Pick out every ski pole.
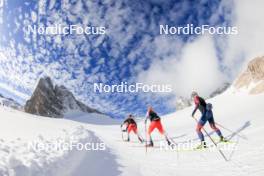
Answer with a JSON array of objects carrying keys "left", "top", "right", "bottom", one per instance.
[
  {"left": 145, "top": 121, "right": 147, "bottom": 154},
  {"left": 166, "top": 134, "right": 179, "bottom": 160},
  {"left": 120, "top": 125, "right": 125, "bottom": 141},
  {"left": 121, "top": 124, "right": 129, "bottom": 141},
  {"left": 192, "top": 117, "right": 228, "bottom": 162},
  {"left": 215, "top": 122, "right": 247, "bottom": 140}
]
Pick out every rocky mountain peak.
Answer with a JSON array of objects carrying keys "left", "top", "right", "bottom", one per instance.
[
  {"left": 24, "top": 77, "right": 101, "bottom": 118},
  {"left": 39, "top": 76, "right": 53, "bottom": 88},
  {"left": 247, "top": 57, "right": 264, "bottom": 80},
  {"left": 234, "top": 56, "right": 264, "bottom": 94}
]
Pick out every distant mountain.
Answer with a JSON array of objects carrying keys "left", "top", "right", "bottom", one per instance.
[
  {"left": 0, "top": 93, "right": 22, "bottom": 110},
  {"left": 175, "top": 96, "right": 192, "bottom": 111},
  {"left": 175, "top": 82, "right": 230, "bottom": 111},
  {"left": 234, "top": 56, "right": 264, "bottom": 94},
  {"left": 24, "top": 77, "right": 102, "bottom": 118},
  {"left": 209, "top": 82, "right": 230, "bottom": 98}
]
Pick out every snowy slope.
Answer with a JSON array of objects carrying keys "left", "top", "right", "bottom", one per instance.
[
  {"left": 0, "top": 88, "right": 264, "bottom": 176},
  {"left": 0, "top": 106, "right": 120, "bottom": 176},
  {"left": 88, "top": 88, "right": 264, "bottom": 176}
]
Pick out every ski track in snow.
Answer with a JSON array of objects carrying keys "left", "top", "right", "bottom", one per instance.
[{"left": 1, "top": 89, "right": 264, "bottom": 176}]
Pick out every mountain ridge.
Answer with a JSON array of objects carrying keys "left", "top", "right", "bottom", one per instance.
[
  {"left": 24, "top": 77, "right": 102, "bottom": 118},
  {"left": 234, "top": 56, "right": 264, "bottom": 94}
]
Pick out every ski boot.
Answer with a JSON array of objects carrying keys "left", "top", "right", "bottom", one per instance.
[
  {"left": 124, "top": 136, "right": 130, "bottom": 142},
  {"left": 219, "top": 136, "right": 228, "bottom": 143},
  {"left": 166, "top": 138, "right": 171, "bottom": 146},
  {"left": 167, "top": 139, "right": 171, "bottom": 146},
  {"left": 145, "top": 140, "right": 154, "bottom": 147},
  {"left": 196, "top": 141, "right": 207, "bottom": 149},
  {"left": 167, "top": 139, "right": 177, "bottom": 149}
]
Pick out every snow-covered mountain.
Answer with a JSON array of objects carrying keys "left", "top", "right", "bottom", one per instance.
[
  {"left": 234, "top": 56, "right": 264, "bottom": 94},
  {"left": 176, "top": 56, "right": 264, "bottom": 111},
  {"left": 0, "top": 93, "right": 22, "bottom": 110},
  {"left": 24, "top": 77, "right": 102, "bottom": 118},
  {"left": 175, "top": 96, "right": 192, "bottom": 110},
  {"left": 209, "top": 82, "right": 230, "bottom": 98}
]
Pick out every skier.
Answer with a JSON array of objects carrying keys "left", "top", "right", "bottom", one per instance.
[
  {"left": 145, "top": 106, "right": 171, "bottom": 147},
  {"left": 191, "top": 91, "right": 226, "bottom": 148},
  {"left": 121, "top": 114, "right": 143, "bottom": 143}
]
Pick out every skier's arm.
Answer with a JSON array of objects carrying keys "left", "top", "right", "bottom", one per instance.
[
  {"left": 123, "top": 118, "right": 129, "bottom": 124},
  {"left": 192, "top": 106, "right": 198, "bottom": 117},
  {"left": 192, "top": 96, "right": 199, "bottom": 117},
  {"left": 144, "top": 112, "right": 149, "bottom": 124},
  {"left": 121, "top": 118, "right": 129, "bottom": 127}
]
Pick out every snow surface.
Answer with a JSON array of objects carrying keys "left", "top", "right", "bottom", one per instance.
[{"left": 0, "top": 88, "right": 264, "bottom": 176}]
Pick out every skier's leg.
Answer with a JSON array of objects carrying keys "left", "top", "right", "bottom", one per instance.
[
  {"left": 126, "top": 132, "right": 130, "bottom": 142},
  {"left": 196, "top": 121, "right": 207, "bottom": 148},
  {"left": 209, "top": 122, "right": 223, "bottom": 137},
  {"left": 133, "top": 126, "right": 143, "bottom": 143},
  {"left": 208, "top": 118, "right": 223, "bottom": 138},
  {"left": 156, "top": 120, "right": 171, "bottom": 145},
  {"left": 196, "top": 122, "right": 205, "bottom": 141},
  {"left": 131, "top": 124, "right": 137, "bottom": 134},
  {"left": 156, "top": 120, "right": 165, "bottom": 134},
  {"left": 126, "top": 124, "right": 133, "bottom": 141},
  {"left": 135, "top": 129, "right": 144, "bottom": 142},
  {"left": 209, "top": 121, "right": 227, "bottom": 142},
  {"left": 147, "top": 122, "right": 155, "bottom": 146}
]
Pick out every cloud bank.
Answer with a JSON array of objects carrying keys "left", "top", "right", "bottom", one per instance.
[
  {"left": 138, "top": 0, "right": 264, "bottom": 104},
  {"left": 138, "top": 35, "right": 226, "bottom": 99},
  {"left": 223, "top": 0, "right": 264, "bottom": 77}
]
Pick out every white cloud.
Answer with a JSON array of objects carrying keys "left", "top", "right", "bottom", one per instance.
[
  {"left": 1, "top": 0, "right": 263, "bottom": 116},
  {"left": 137, "top": 0, "right": 264, "bottom": 100},
  {"left": 137, "top": 35, "right": 226, "bottom": 98},
  {"left": 222, "top": 0, "right": 264, "bottom": 77},
  {"left": 38, "top": 0, "right": 47, "bottom": 15},
  {"left": 152, "top": 35, "right": 183, "bottom": 59}
]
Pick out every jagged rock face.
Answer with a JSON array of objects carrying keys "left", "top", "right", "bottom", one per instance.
[
  {"left": 24, "top": 77, "right": 101, "bottom": 118},
  {"left": 248, "top": 57, "right": 264, "bottom": 79},
  {"left": 24, "top": 77, "right": 63, "bottom": 117},
  {"left": 54, "top": 85, "right": 100, "bottom": 114},
  {"left": 234, "top": 56, "right": 264, "bottom": 94}
]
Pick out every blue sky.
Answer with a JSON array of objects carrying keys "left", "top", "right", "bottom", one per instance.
[{"left": 0, "top": 0, "right": 263, "bottom": 118}]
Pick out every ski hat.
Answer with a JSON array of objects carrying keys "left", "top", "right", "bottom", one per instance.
[
  {"left": 148, "top": 106, "right": 153, "bottom": 111},
  {"left": 191, "top": 91, "right": 198, "bottom": 98}
]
